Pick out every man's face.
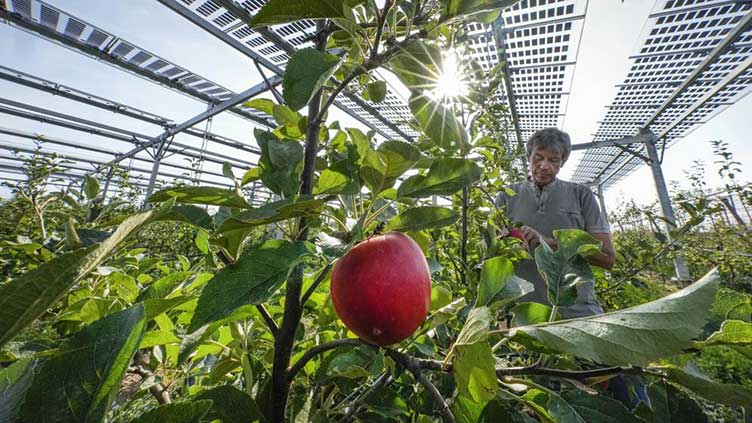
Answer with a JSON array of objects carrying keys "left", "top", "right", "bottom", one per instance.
[{"left": 529, "top": 146, "right": 564, "bottom": 186}]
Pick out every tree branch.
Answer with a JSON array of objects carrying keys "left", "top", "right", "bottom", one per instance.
[
  {"left": 340, "top": 371, "right": 393, "bottom": 422},
  {"left": 287, "top": 338, "right": 365, "bottom": 382},
  {"left": 300, "top": 262, "right": 333, "bottom": 306},
  {"left": 132, "top": 351, "right": 171, "bottom": 405},
  {"left": 496, "top": 365, "right": 645, "bottom": 381},
  {"left": 415, "top": 369, "right": 456, "bottom": 423},
  {"left": 255, "top": 304, "right": 279, "bottom": 338}
]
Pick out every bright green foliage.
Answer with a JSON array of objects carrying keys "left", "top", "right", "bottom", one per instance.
[
  {"left": 385, "top": 206, "right": 459, "bottom": 232},
  {"left": 218, "top": 197, "right": 325, "bottom": 232},
  {"left": 409, "top": 92, "right": 469, "bottom": 152},
  {"left": 442, "top": 0, "right": 521, "bottom": 22},
  {"left": 255, "top": 130, "right": 304, "bottom": 197},
  {"left": 250, "top": 0, "right": 351, "bottom": 27},
  {"left": 189, "top": 240, "right": 314, "bottom": 332},
  {"left": 397, "top": 158, "right": 481, "bottom": 198},
  {"left": 283, "top": 48, "right": 343, "bottom": 111},
  {"left": 360, "top": 140, "right": 421, "bottom": 195},
  {"left": 534, "top": 229, "right": 602, "bottom": 307},
  {"left": 662, "top": 365, "right": 752, "bottom": 406},
  {"left": 150, "top": 186, "right": 251, "bottom": 208}
]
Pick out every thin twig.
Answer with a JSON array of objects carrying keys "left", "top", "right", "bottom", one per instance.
[
  {"left": 132, "top": 351, "right": 171, "bottom": 405},
  {"left": 287, "top": 338, "right": 365, "bottom": 382},
  {"left": 415, "top": 370, "right": 456, "bottom": 423},
  {"left": 300, "top": 263, "right": 333, "bottom": 306},
  {"left": 340, "top": 371, "right": 393, "bottom": 422},
  {"left": 255, "top": 304, "right": 279, "bottom": 338}
]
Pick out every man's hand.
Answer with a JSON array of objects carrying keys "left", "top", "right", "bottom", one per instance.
[{"left": 519, "top": 226, "right": 539, "bottom": 249}]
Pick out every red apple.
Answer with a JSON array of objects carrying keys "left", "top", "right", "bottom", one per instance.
[
  {"left": 330, "top": 232, "right": 431, "bottom": 346},
  {"left": 507, "top": 228, "right": 525, "bottom": 241}
]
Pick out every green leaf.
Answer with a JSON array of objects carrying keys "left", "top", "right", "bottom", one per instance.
[
  {"left": 149, "top": 186, "right": 251, "bottom": 208},
  {"left": 256, "top": 130, "right": 304, "bottom": 197},
  {"left": 560, "top": 390, "right": 644, "bottom": 423},
  {"left": 649, "top": 381, "right": 709, "bottom": 423},
  {"left": 156, "top": 204, "right": 214, "bottom": 229},
  {"left": 136, "top": 271, "right": 192, "bottom": 302},
  {"left": 0, "top": 208, "right": 161, "bottom": 348},
  {"left": 0, "top": 358, "right": 36, "bottom": 423},
  {"left": 510, "top": 302, "right": 557, "bottom": 327},
  {"left": 453, "top": 342, "right": 498, "bottom": 404},
  {"left": 387, "top": 41, "right": 442, "bottom": 91},
  {"left": 139, "top": 330, "right": 181, "bottom": 349},
  {"left": 282, "top": 48, "right": 343, "bottom": 111},
  {"left": 662, "top": 364, "right": 752, "bottom": 406},
  {"left": 20, "top": 304, "right": 146, "bottom": 422},
  {"left": 360, "top": 140, "right": 421, "bottom": 195},
  {"left": 442, "top": 0, "right": 520, "bottom": 22},
  {"left": 243, "top": 98, "right": 275, "bottom": 115},
  {"left": 241, "top": 167, "right": 261, "bottom": 186},
  {"left": 476, "top": 257, "right": 514, "bottom": 307},
  {"left": 430, "top": 286, "right": 452, "bottom": 311},
  {"left": 84, "top": 174, "right": 99, "bottom": 200},
  {"left": 250, "top": 0, "right": 350, "bottom": 27},
  {"left": 692, "top": 320, "right": 752, "bottom": 349},
  {"left": 409, "top": 92, "right": 469, "bottom": 151},
  {"left": 218, "top": 196, "right": 324, "bottom": 233},
  {"left": 194, "top": 385, "right": 262, "bottom": 423},
  {"left": 189, "top": 240, "right": 314, "bottom": 332},
  {"left": 314, "top": 163, "right": 353, "bottom": 195},
  {"left": 456, "top": 307, "right": 491, "bottom": 345},
  {"left": 195, "top": 230, "right": 210, "bottom": 254},
  {"left": 510, "top": 268, "right": 721, "bottom": 366},
  {"left": 385, "top": 206, "right": 459, "bottom": 232},
  {"left": 222, "top": 162, "right": 236, "bottom": 180},
  {"left": 491, "top": 277, "right": 535, "bottom": 307},
  {"left": 397, "top": 158, "right": 481, "bottom": 199},
  {"left": 132, "top": 400, "right": 213, "bottom": 423},
  {"left": 534, "top": 229, "right": 601, "bottom": 308},
  {"left": 366, "top": 80, "right": 387, "bottom": 103},
  {"left": 364, "top": 387, "right": 409, "bottom": 418}
]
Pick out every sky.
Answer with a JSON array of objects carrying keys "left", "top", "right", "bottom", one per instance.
[{"left": 0, "top": 0, "right": 750, "bottom": 213}]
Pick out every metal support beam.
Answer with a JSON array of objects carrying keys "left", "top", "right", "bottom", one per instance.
[
  {"left": 0, "top": 65, "right": 264, "bottom": 152},
  {"left": 493, "top": 18, "right": 525, "bottom": 168},
  {"left": 644, "top": 133, "right": 692, "bottom": 283},
  {"left": 571, "top": 132, "right": 653, "bottom": 151},
  {"left": 596, "top": 183, "right": 609, "bottom": 225}
]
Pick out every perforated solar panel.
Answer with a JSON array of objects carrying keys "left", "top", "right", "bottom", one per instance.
[
  {"left": 162, "top": 0, "right": 420, "bottom": 141},
  {"left": 466, "top": 0, "right": 587, "bottom": 149},
  {"left": 571, "top": 0, "right": 752, "bottom": 189},
  {"left": 2, "top": 0, "right": 275, "bottom": 127}
]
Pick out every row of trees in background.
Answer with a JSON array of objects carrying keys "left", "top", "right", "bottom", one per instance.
[{"left": 0, "top": 0, "right": 751, "bottom": 422}]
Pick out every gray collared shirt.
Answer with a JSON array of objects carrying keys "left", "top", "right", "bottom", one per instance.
[{"left": 496, "top": 177, "right": 610, "bottom": 318}]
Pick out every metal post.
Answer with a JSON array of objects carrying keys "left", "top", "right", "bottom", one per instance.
[
  {"left": 143, "top": 139, "right": 168, "bottom": 207},
  {"left": 596, "top": 183, "right": 609, "bottom": 225},
  {"left": 644, "top": 135, "right": 691, "bottom": 283},
  {"left": 101, "top": 167, "right": 114, "bottom": 200}
]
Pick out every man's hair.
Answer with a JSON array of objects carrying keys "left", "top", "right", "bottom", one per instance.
[{"left": 526, "top": 127, "right": 571, "bottom": 163}]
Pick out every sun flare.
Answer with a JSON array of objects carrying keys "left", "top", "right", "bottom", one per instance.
[{"left": 432, "top": 50, "right": 469, "bottom": 100}]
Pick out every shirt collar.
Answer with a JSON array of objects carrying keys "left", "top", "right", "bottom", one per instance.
[{"left": 526, "top": 176, "right": 560, "bottom": 192}]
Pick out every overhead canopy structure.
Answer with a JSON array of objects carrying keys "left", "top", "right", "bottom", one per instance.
[
  {"left": 0, "top": 0, "right": 749, "bottom": 210},
  {"left": 571, "top": 0, "right": 752, "bottom": 189}
]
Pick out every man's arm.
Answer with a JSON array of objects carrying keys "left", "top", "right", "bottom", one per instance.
[{"left": 586, "top": 232, "right": 615, "bottom": 269}]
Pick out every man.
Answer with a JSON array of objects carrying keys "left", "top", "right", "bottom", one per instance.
[{"left": 496, "top": 127, "right": 616, "bottom": 319}]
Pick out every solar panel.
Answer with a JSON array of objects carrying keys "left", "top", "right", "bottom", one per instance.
[{"left": 571, "top": 0, "right": 752, "bottom": 189}]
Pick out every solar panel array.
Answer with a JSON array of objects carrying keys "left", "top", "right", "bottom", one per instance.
[
  {"left": 571, "top": 0, "right": 752, "bottom": 189},
  {"left": 465, "top": 0, "right": 587, "bottom": 147},
  {"left": 160, "top": 0, "right": 420, "bottom": 141}
]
